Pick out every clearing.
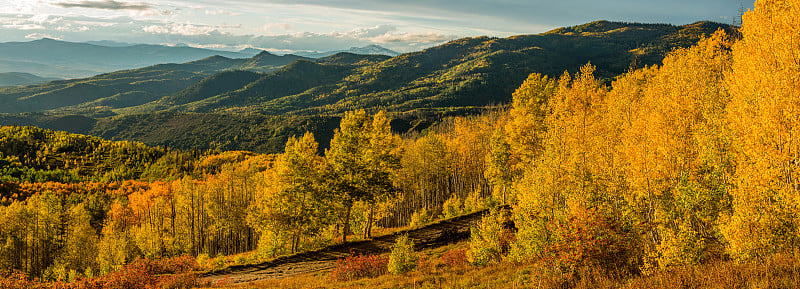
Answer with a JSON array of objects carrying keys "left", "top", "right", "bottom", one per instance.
[{"left": 201, "top": 207, "right": 507, "bottom": 284}]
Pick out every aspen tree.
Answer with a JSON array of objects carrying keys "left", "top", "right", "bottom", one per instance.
[{"left": 724, "top": 0, "right": 800, "bottom": 260}]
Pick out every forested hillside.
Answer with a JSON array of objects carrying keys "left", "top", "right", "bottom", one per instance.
[
  {"left": 0, "top": 73, "right": 60, "bottom": 87},
  {"left": 0, "top": 21, "right": 733, "bottom": 154},
  {"left": 5, "top": 2, "right": 799, "bottom": 286}
]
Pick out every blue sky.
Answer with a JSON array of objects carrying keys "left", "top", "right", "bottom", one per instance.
[{"left": 0, "top": 0, "right": 752, "bottom": 53}]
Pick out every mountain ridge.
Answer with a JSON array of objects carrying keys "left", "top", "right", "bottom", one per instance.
[
  {"left": 0, "top": 38, "right": 253, "bottom": 79},
  {"left": 0, "top": 20, "right": 736, "bottom": 153}
]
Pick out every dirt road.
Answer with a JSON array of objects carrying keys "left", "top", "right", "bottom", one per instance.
[{"left": 202, "top": 207, "right": 508, "bottom": 285}]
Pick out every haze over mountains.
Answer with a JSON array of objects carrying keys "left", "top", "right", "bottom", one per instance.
[
  {"left": 0, "top": 38, "right": 399, "bottom": 82},
  {"left": 294, "top": 45, "right": 400, "bottom": 58},
  {"left": 0, "top": 20, "right": 734, "bottom": 153},
  {"left": 0, "top": 72, "right": 60, "bottom": 87}
]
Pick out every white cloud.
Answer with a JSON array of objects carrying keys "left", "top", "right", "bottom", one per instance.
[
  {"left": 371, "top": 31, "right": 453, "bottom": 43},
  {"left": 143, "top": 23, "right": 215, "bottom": 36},
  {"left": 25, "top": 33, "right": 61, "bottom": 39},
  {"left": 53, "top": 0, "right": 153, "bottom": 11},
  {"left": 205, "top": 9, "right": 241, "bottom": 16},
  {"left": 29, "top": 14, "right": 63, "bottom": 24},
  {"left": 54, "top": 24, "right": 89, "bottom": 31},
  {"left": 3, "top": 24, "right": 46, "bottom": 30},
  {"left": 348, "top": 24, "right": 395, "bottom": 38},
  {"left": 142, "top": 24, "right": 169, "bottom": 34},
  {"left": 263, "top": 22, "right": 292, "bottom": 31},
  {"left": 72, "top": 20, "right": 117, "bottom": 27}
]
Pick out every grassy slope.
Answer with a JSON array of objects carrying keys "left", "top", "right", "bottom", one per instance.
[{"left": 199, "top": 242, "right": 800, "bottom": 289}]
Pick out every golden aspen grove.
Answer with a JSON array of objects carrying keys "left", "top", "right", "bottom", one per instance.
[{"left": 1, "top": 0, "right": 800, "bottom": 288}]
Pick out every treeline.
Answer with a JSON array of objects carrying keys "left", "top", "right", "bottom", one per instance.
[
  {"left": 0, "top": 151, "right": 271, "bottom": 279},
  {"left": 0, "top": 125, "right": 235, "bottom": 183}
]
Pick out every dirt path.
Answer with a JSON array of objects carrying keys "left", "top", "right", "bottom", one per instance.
[{"left": 202, "top": 207, "right": 508, "bottom": 285}]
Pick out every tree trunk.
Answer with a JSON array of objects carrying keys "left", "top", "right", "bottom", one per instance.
[
  {"left": 342, "top": 205, "right": 352, "bottom": 243},
  {"left": 364, "top": 202, "right": 375, "bottom": 239}
]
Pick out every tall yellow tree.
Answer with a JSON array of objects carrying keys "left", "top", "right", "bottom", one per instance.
[
  {"left": 326, "top": 110, "right": 399, "bottom": 242},
  {"left": 618, "top": 31, "right": 733, "bottom": 268},
  {"left": 511, "top": 64, "right": 609, "bottom": 258},
  {"left": 487, "top": 74, "right": 556, "bottom": 204},
  {"left": 249, "top": 132, "right": 327, "bottom": 254},
  {"left": 723, "top": 0, "right": 800, "bottom": 260}
]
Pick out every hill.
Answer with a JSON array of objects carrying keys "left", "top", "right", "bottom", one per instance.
[
  {"left": 0, "top": 21, "right": 735, "bottom": 152},
  {"left": 0, "top": 51, "right": 319, "bottom": 114},
  {"left": 0, "top": 38, "right": 252, "bottom": 79},
  {"left": 143, "top": 21, "right": 735, "bottom": 116},
  {"left": 0, "top": 72, "right": 60, "bottom": 87}
]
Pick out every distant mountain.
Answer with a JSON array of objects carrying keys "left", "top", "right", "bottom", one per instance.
[
  {"left": 0, "top": 21, "right": 736, "bottom": 153},
  {"left": 83, "top": 40, "right": 134, "bottom": 47},
  {"left": 295, "top": 45, "right": 400, "bottom": 58},
  {"left": 159, "top": 21, "right": 734, "bottom": 115},
  {"left": 0, "top": 72, "right": 61, "bottom": 87},
  {"left": 230, "top": 51, "right": 311, "bottom": 72},
  {"left": 0, "top": 38, "right": 252, "bottom": 79},
  {"left": 0, "top": 59, "right": 97, "bottom": 79},
  {"left": 238, "top": 48, "right": 266, "bottom": 56},
  {"left": 0, "top": 50, "right": 338, "bottom": 114}
]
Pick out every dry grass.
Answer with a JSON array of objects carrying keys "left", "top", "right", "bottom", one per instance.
[{"left": 196, "top": 244, "right": 800, "bottom": 289}]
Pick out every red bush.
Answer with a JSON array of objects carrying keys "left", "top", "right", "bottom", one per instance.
[
  {"left": 0, "top": 271, "right": 43, "bottom": 289},
  {"left": 441, "top": 249, "right": 469, "bottom": 267},
  {"left": 0, "top": 256, "right": 200, "bottom": 289},
  {"left": 546, "top": 208, "right": 641, "bottom": 275},
  {"left": 416, "top": 255, "right": 432, "bottom": 271},
  {"left": 330, "top": 254, "right": 389, "bottom": 281}
]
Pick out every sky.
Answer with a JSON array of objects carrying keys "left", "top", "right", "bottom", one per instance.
[{"left": 0, "top": 0, "right": 752, "bottom": 53}]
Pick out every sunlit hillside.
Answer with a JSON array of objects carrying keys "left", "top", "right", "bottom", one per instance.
[{"left": 1, "top": 0, "right": 799, "bottom": 288}]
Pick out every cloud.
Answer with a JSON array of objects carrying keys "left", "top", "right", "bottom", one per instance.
[
  {"left": 25, "top": 33, "right": 62, "bottom": 40},
  {"left": 263, "top": 22, "right": 293, "bottom": 31},
  {"left": 372, "top": 31, "right": 453, "bottom": 44},
  {"left": 3, "top": 24, "right": 46, "bottom": 30},
  {"left": 205, "top": 9, "right": 242, "bottom": 16},
  {"left": 348, "top": 25, "right": 396, "bottom": 38},
  {"left": 56, "top": 25, "right": 90, "bottom": 32},
  {"left": 29, "top": 15, "right": 63, "bottom": 25},
  {"left": 53, "top": 0, "right": 153, "bottom": 11},
  {"left": 143, "top": 23, "right": 216, "bottom": 36}
]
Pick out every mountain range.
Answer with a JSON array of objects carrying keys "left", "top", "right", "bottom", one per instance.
[
  {"left": 0, "top": 38, "right": 252, "bottom": 79},
  {"left": 294, "top": 45, "right": 400, "bottom": 58},
  {"left": 0, "top": 21, "right": 735, "bottom": 153},
  {"left": 0, "top": 39, "right": 400, "bottom": 82}
]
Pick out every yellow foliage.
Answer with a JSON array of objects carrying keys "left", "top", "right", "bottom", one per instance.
[{"left": 723, "top": 0, "right": 800, "bottom": 260}]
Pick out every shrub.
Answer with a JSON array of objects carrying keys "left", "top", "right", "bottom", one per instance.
[
  {"left": 416, "top": 255, "right": 433, "bottom": 272},
  {"left": 507, "top": 210, "right": 550, "bottom": 262},
  {"left": 441, "top": 248, "right": 469, "bottom": 267},
  {"left": 0, "top": 256, "right": 199, "bottom": 289},
  {"left": 0, "top": 271, "right": 40, "bottom": 289},
  {"left": 330, "top": 254, "right": 389, "bottom": 281},
  {"left": 547, "top": 208, "right": 641, "bottom": 276},
  {"left": 442, "top": 194, "right": 464, "bottom": 219},
  {"left": 409, "top": 207, "right": 433, "bottom": 228},
  {"left": 388, "top": 234, "right": 418, "bottom": 275},
  {"left": 468, "top": 208, "right": 511, "bottom": 266},
  {"left": 463, "top": 189, "right": 488, "bottom": 213}
]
